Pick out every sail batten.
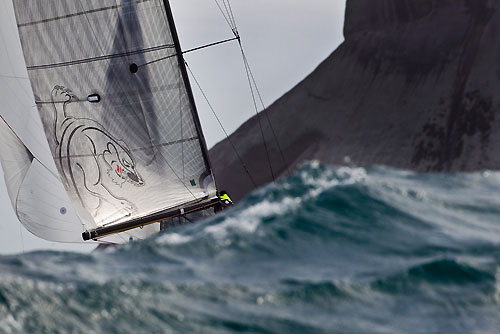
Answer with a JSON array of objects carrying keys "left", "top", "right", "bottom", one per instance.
[
  {"left": 26, "top": 44, "right": 176, "bottom": 71},
  {"left": 12, "top": 0, "right": 217, "bottom": 240},
  {"left": 16, "top": 0, "right": 153, "bottom": 28}
]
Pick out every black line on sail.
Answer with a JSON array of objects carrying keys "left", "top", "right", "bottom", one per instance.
[
  {"left": 36, "top": 82, "right": 184, "bottom": 104},
  {"left": 55, "top": 136, "right": 200, "bottom": 159},
  {"left": 17, "top": 0, "right": 152, "bottom": 27},
  {"left": 113, "top": 0, "right": 132, "bottom": 67},
  {"left": 138, "top": 36, "right": 239, "bottom": 68},
  {"left": 26, "top": 44, "right": 175, "bottom": 70}
]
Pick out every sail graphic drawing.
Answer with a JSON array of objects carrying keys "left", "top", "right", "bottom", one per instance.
[{"left": 10, "top": 0, "right": 218, "bottom": 240}]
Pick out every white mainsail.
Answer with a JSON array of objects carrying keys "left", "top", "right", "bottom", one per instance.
[{"left": 0, "top": 0, "right": 218, "bottom": 243}]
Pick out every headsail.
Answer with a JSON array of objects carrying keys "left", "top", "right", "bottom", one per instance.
[
  {"left": 0, "top": 0, "right": 85, "bottom": 243},
  {"left": 12, "top": 0, "right": 217, "bottom": 240}
]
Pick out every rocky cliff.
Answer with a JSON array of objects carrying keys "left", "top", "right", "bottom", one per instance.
[{"left": 209, "top": 0, "right": 500, "bottom": 200}]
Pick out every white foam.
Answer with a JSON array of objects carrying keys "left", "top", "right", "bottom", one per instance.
[
  {"left": 158, "top": 233, "right": 193, "bottom": 245},
  {"left": 301, "top": 166, "right": 368, "bottom": 199},
  {"left": 161, "top": 164, "right": 369, "bottom": 244},
  {"left": 205, "top": 197, "right": 302, "bottom": 239}
]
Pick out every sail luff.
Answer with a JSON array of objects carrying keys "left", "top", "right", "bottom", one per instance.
[
  {"left": 0, "top": 117, "right": 33, "bottom": 211},
  {"left": 161, "top": 0, "right": 215, "bottom": 183}
]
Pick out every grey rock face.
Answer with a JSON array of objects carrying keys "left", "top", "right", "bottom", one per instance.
[{"left": 209, "top": 0, "right": 500, "bottom": 201}]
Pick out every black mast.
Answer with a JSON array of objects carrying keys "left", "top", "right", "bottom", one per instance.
[
  {"left": 162, "top": 0, "right": 214, "bottom": 178},
  {"left": 82, "top": 1, "right": 221, "bottom": 241}
]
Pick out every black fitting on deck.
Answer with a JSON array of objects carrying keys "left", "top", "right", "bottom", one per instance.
[{"left": 82, "top": 231, "right": 93, "bottom": 241}]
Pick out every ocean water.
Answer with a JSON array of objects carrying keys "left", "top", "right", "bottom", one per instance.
[{"left": 1, "top": 162, "right": 500, "bottom": 334}]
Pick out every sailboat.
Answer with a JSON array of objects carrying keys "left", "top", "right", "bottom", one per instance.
[{"left": 0, "top": 0, "right": 240, "bottom": 245}]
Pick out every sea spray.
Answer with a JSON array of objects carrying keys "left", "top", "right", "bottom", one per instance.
[{"left": 1, "top": 162, "right": 500, "bottom": 334}]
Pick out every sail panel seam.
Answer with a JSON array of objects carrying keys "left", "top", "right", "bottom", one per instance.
[
  {"left": 17, "top": 0, "right": 152, "bottom": 27},
  {"left": 26, "top": 44, "right": 175, "bottom": 70},
  {"left": 53, "top": 136, "right": 200, "bottom": 159}
]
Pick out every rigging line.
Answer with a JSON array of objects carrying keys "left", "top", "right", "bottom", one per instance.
[
  {"left": 225, "top": 0, "right": 237, "bottom": 26},
  {"left": 222, "top": 0, "right": 238, "bottom": 33},
  {"left": 213, "top": 0, "right": 238, "bottom": 36},
  {"left": 216, "top": 0, "right": 289, "bottom": 176},
  {"left": 213, "top": 0, "right": 234, "bottom": 30},
  {"left": 239, "top": 46, "right": 276, "bottom": 182},
  {"left": 214, "top": 0, "right": 287, "bottom": 178},
  {"left": 77, "top": 1, "right": 198, "bottom": 201},
  {"left": 220, "top": 0, "right": 235, "bottom": 29},
  {"left": 239, "top": 46, "right": 292, "bottom": 177},
  {"left": 224, "top": 0, "right": 238, "bottom": 35},
  {"left": 138, "top": 36, "right": 239, "bottom": 68},
  {"left": 184, "top": 61, "right": 258, "bottom": 189}
]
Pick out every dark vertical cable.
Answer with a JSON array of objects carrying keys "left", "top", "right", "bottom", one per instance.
[
  {"left": 240, "top": 49, "right": 291, "bottom": 177},
  {"left": 214, "top": 0, "right": 238, "bottom": 37},
  {"left": 215, "top": 0, "right": 290, "bottom": 177},
  {"left": 185, "top": 62, "right": 258, "bottom": 189},
  {"left": 239, "top": 44, "right": 276, "bottom": 182}
]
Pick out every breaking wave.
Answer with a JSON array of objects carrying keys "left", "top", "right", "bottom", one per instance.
[{"left": 2, "top": 162, "right": 500, "bottom": 333}]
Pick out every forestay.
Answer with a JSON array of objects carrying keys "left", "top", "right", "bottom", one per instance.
[{"left": 12, "top": 0, "right": 217, "bottom": 238}]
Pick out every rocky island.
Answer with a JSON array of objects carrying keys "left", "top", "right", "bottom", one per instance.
[{"left": 210, "top": 0, "right": 500, "bottom": 200}]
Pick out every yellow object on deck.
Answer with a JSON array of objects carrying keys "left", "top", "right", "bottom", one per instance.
[{"left": 220, "top": 193, "right": 232, "bottom": 204}]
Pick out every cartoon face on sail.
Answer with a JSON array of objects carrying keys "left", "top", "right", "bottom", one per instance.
[{"left": 51, "top": 85, "right": 144, "bottom": 219}]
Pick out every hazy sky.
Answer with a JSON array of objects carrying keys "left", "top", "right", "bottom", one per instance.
[{"left": 0, "top": 0, "right": 346, "bottom": 254}]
